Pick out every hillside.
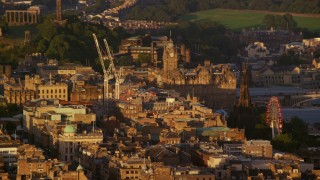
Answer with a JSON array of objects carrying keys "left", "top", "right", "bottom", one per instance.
[{"left": 179, "top": 9, "right": 320, "bottom": 32}]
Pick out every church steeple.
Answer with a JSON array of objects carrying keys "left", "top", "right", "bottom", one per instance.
[{"left": 238, "top": 62, "right": 251, "bottom": 108}]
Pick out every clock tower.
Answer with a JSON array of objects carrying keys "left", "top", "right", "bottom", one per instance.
[{"left": 163, "top": 41, "right": 178, "bottom": 76}]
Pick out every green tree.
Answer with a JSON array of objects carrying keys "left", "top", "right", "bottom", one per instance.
[
  {"left": 37, "top": 17, "right": 59, "bottom": 41},
  {"left": 262, "top": 14, "right": 297, "bottom": 30},
  {"left": 37, "top": 39, "right": 49, "bottom": 53},
  {"left": 0, "top": 16, "right": 8, "bottom": 34},
  {"left": 272, "top": 134, "right": 298, "bottom": 152},
  {"left": 262, "top": 14, "right": 275, "bottom": 28},
  {"left": 136, "top": 53, "right": 151, "bottom": 66},
  {"left": 46, "top": 35, "right": 71, "bottom": 60}
]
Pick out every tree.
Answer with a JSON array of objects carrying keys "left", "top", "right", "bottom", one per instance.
[
  {"left": 0, "top": 16, "right": 8, "bottom": 34},
  {"left": 262, "top": 14, "right": 275, "bottom": 28},
  {"left": 272, "top": 134, "right": 298, "bottom": 152},
  {"left": 262, "top": 14, "right": 297, "bottom": 30},
  {"left": 136, "top": 53, "right": 151, "bottom": 67},
  {"left": 37, "top": 17, "right": 59, "bottom": 41},
  {"left": 283, "top": 13, "right": 297, "bottom": 29},
  {"left": 46, "top": 35, "right": 71, "bottom": 60}
]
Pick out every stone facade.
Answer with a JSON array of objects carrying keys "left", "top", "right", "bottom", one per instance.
[
  {"left": 36, "top": 83, "right": 68, "bottom": 100},
  {"left": 157, "top": 41, "right": 237, "bottom": 110},
  {"left": 243, "top": 140, "right": 272, "bottom": 158},
  {"left": 58, "top": 125, "right": 103, "bottom": 162}
]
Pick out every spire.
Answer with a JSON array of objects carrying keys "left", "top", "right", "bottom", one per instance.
[
  {"left": 186, "top": 93, "right": 191, "bottom": 101},
  {"left": 76, "top": 158, "right": 84, "bottom": 171},
  {"left": 238, "top": 62, "right": 251, "bottom": 109}
]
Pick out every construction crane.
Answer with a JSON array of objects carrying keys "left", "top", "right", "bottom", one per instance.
[
  {"left": 92, "top": 33, "right": 112, "bottom": 104},
  {"left": 93, "top": 33, "right": 124, "bottom": 101},
  {"left": 103, "top": 38, "right": 124, "bottom": 100}
]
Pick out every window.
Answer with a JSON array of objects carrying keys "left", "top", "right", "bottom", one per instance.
[
  {"left": 70, "top": 148, "right": 73, "bottom": 153},
  {"left": 70, "top": 155, "right": 73, "bottom": 161},
  {"left": 65, "top": 148, "right": 68, "bottom": 153},
  {"left": 55, "top": 89, "right": 57, "bottom": 93},
  {"left": 47, "top": 90, "right": 49, "bottom": 93},
  {"left": 51, "top": 90, "right": 53, "bottom": 93},
  {"left": 59, "top": 89, "right": 61, "bottom": 93},
  {"left": 65, "top": 156, "right": 68, "bottom": 161}
]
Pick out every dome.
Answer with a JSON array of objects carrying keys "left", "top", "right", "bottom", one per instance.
[{"left": 64, "top": 125, "right": 77, "bottom": 134}]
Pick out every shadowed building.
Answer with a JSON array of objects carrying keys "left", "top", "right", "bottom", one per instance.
[
  {"left": 238, "top": 63, "right": 251, "bottom": 108},
  {"left": 154, "top": 41, "right": 237, "bottom": 110}
]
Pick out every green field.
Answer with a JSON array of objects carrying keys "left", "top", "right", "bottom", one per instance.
[{"left": 179, "top": 9, "right": 320, "bottom": 32}]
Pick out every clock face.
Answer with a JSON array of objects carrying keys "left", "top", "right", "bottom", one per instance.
[{"left": 169, "top": 52, "right": 174, "bottom": 57}]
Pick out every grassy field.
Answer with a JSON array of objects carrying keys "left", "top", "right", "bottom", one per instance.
[{"left": 179, "top": 9, "right": 320, "bottom": 32}]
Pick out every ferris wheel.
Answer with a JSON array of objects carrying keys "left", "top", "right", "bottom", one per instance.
[{"left": 266, "top": 96, "right": 283, "bottom": 138}]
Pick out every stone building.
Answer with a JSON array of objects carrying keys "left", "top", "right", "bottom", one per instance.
[
  {"left": 0, "top": 130, "right": 20, "bottom": 164},
  {"left": 0, "top": 65, "right": 11, "bottom": 77},
  {"left": 118, "top": 35, "right": 167, "bottom": 63},
  {"left": 154, "top": 41, "right": 237, "bottom": 110},
  {"left": 3, "top": 76, "right": 36, "bottom": 104},
  {"left": 241, "top": 29, "right": 303, "bottom": 53},
  {"left": 3, "top": 75, "right": 69, "bottom": 104},
  {"left": 108, "top": 156, "right": 152, "bottom": 180},
  {"left": 23, "top": 99, "right": 96, "bottom": 137},
  {"left": 243, "top": 140, "right": 272, "bottom": 158},
  {"left": 159, "top": 130, "right": 180, "bottom": 145},
  {"left": 244, "top": 42, "right": 270, "bottom": 58},
  {"left": 16, "top": 144, "right": 87, "bottom": 180},
  {"left": 76, "top": 143, "right": 109, "bottom": 180},
  {"left": 36, "top": 82, "right": 68, "bottom": 100},
  {"left": 70, "top": 74, "right": 102, "bottom": 102},
  {"left": 58, "top": 124, "right": 103, "bottom": 162},
  {"left": 117, "top": 99, "right": 143, "bottom": 119}
]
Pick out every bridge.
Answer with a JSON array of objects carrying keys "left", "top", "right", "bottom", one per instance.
[{"left": 244, "top": 87, "right": 320, "bottom": 107}]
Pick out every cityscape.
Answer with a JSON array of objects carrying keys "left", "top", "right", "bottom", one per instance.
[{"left": 0, "top": 0, "right": 320, "bottom": 179}]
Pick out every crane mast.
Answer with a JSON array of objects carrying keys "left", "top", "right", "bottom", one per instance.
[
  {"left": 93, "top": 33, "right": 124, "bottom": 101},
  {"left": 92, "top": 33, "right": 110, "bottom": 104},
  {"left": 103, "top": 38, "right": 124, "bottom": 100}
]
